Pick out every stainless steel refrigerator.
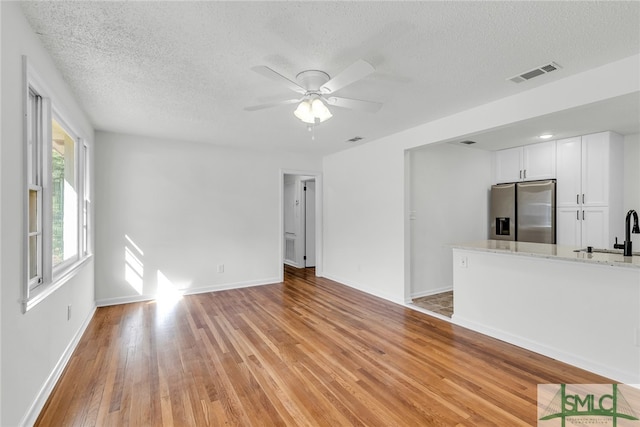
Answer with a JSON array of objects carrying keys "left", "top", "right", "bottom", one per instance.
[{"left": 489, "top": 180, "right": 556, "bottom": 244}]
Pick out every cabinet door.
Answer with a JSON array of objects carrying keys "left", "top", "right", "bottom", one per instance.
[
  {"left": 581, "top": 132, "right": 610, "bottom": 206},
  {"left": 555, "top": 137, "right": 582, "bottom": 207},
  {"left": 494, "top": 147, "right": 522, "bottom": 183},
  {"left": 523, "top": 140, "right": 556, "bottom": 181},
  {"left": 557, "top": 207, "right": 581, "bottom": 247},
  {"left": 581, "top": 207, "right": 609, "bottom": 248}
]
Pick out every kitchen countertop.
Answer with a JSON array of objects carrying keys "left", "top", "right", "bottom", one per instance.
[{"left": 452, "top": 240, "right": 640, "bottom": 269}]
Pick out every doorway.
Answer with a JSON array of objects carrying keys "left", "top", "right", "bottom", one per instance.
[{"left": 281, "top": 171, "right": 322, "bottom": 278}]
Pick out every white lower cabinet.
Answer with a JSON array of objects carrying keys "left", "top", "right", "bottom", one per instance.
[
  {"left": 557, "top": 208, "right": 581, "bottom": 247},
  {"left": 581, "top": 207, "right": 609, "bottom": 249},
  {"left": 557, "top": 206, "right": 609, "bottom": 248}
]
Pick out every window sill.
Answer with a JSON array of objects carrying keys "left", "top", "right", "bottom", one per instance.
[{"left": 23, "top": 254, "right": 93, "bottom": 313}]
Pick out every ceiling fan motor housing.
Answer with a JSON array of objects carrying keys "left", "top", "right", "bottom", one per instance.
[{"left": 296, "top": 70, "right": 330, "bottom": 92}]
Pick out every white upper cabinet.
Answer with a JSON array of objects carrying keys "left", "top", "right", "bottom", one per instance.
[
  {"left": 494, "top": 140, "right": 556, "bottom": 183},
  {"left": 556, "top": 132, "right": 619, "bottom": 207},
  {"left": 523, "top": 140, "right": 557, "bottom": 181},
  {"left": 556, "top": 137, "right": 582, "bottom": 207},
  {"left": 494, "top": 147, "right": 522, "bottom": 183},
  {"left": 581, "top": 132, "right": 611, "bottom": 207}
]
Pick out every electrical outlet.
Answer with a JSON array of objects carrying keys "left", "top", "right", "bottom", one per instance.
[
  {"left": 67, "top": 304, "right": 72, "bottom": 321},
  {"left": 459, "top": 257, "right": 468, "bottom": 268},
  {"left": 217, "top": 264, "right": 224, "bottom": 273}
]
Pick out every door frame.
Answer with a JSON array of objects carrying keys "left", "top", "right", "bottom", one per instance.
[{"left": 279, "top": 169, "right": 323, "bottom": 281}]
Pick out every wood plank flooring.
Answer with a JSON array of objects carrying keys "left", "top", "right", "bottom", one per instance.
[{"left": 36, "top": 266, "right": 610, "bottom": 426}]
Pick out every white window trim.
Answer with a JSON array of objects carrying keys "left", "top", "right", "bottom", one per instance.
[{"left": 22, "top": 56, "right": 92, "bottom": 313}]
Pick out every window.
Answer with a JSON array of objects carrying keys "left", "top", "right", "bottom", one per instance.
[
  {"left": 27, "top": 89, "right": 44, "bottom": 289},
  {"left": 23, "top": 57, "right": 91, "bottom": 312},
  {"left": 51, "top": 119, "right": 78, "bottom": 268}
]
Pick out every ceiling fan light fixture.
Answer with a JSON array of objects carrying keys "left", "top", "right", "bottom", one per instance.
[
  {"left": 294, "top": 100, "right": 315, "bottom": 124},
  {"left": 311, "top": 98, "right": 332, "bottom": 122},
  {"left": 294, "top": 96, "right": 332, "bottom": 124}
]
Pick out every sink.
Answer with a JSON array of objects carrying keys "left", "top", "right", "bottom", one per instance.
[{"left": 573, "top": 248, "right": 640, "bottom": 256}]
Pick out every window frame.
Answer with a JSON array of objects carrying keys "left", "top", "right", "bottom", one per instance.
[
  {"left": 27, "top": 88, "right": 45, "bottom": 291},
  {"left": 22, "top": 56, "right": 92, "bottom": 313}
]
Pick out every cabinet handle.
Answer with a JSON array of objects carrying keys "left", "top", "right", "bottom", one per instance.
[
  {"left": 519, "top": 170, "right": 522, "bottom": 179},
  {"left": 576, "top": 194, "right": 579, "bottom": 204},
  {"left": 582, "top": 194, "right": 585, "bottom": 204},
  {"left": 523, "top": 169, "right": 527, "bottom": 179},
  {"left": 576, "top": 210, "right": 579, "bottom": 220},
  {"left": 582, "top": 210, "right": 585, "bottom": 220}
]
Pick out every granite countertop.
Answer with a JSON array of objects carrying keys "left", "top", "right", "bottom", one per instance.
[{"left": 451, "top": 240, "right": 640, "bottom": 269}]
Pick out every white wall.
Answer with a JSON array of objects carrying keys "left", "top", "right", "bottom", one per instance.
[
  {"left": 323, "top": 139, "right": 406, "bottom": 303},
  {"left": 624, "top": 133, "right": 640, "bottom": 248},
  {"left": 409, "top": 143, "right": 492, "bottom": 298},
  {"left": 94, "top": 132, "right": 321, "bottom": 304},
  {"left": 323, "top": 54, "right": 639, "bottom": 305},
  {"left": 1, "top": 3, "right": 95, "bottom": 426}
]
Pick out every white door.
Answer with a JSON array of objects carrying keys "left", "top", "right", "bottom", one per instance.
[
  {"left": 523, "top": 140, "right": 556, "bottom": 181},
  {"left": 582, "top": 206, "right": 609, "bottom": 248},
  {"left": 556, "top": 137, "right": 582, "bottom": 207},
  {"left": 557, "top": 207, "right": 581, "bottom": 247},
  {"left": 494, "top": 147, "right": 522, "bottom": 183},
  {"left": 304, "top": 181, "right": 316, "bottom": 267},
  {"left": 581, "top": 132, "right": 610, "bottom": 207}
]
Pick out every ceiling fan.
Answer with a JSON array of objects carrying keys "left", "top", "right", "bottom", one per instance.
[{"left": 244, "top": 59, "right": 382, "bottom": 125}]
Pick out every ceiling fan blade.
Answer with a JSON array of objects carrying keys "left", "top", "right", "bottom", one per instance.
[
  {"left": 251, "top": 66, "right": 306, "bottom": 94},
  {"left": 244, "top": 98, "right": 301, "bottom": 111},
  {"left": 325, "top": 96, "right": 382, "bottom": 113},
  {"left": 321, "top": 60, "right": 375, "bottom": 94}
]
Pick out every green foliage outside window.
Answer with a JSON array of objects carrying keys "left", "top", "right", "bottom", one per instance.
[{"left": 52, "top": 149, "right": 64, "bottom": 265}]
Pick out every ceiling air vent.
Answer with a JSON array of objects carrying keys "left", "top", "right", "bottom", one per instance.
[
  {"left": 346, "top": 136, "right": 364, "bottom": 143},
  {"left": 508, "top": 62, "right": 561, "bottom": 83},
  {"left": 460, "top": 140, "right": 476, "bottom": 145}
]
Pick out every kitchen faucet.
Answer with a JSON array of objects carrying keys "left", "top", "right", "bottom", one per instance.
[{"left": 614, "top": 209, "right": 640, "bottom": 256}]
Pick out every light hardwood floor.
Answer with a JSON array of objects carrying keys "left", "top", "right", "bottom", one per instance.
[{"left": 36, "top": 266, "right": 609, "bottom": 426}]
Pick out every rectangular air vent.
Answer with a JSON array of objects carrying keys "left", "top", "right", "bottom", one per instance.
[
  {"left": 346, "top": 136, "right": 364, "bottom": 143},
  {"left": 508, "top": 62, "right": 561, "bottom": 83},
  {"left": 460, "top": 140, "right": 476, "bottom": 145}
]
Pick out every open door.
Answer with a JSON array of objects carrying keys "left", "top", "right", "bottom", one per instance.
[{"left": 304, "top": 181, "right": 316, "bottom": 267}]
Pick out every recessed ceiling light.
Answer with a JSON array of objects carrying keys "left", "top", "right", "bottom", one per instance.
[{"left": 539, "top": 134, "right": 554, "bottom": 139}]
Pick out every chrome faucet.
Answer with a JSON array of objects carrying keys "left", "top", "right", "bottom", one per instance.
[{"left": 614, "top": 209, "right": 640, "bottom": 256}]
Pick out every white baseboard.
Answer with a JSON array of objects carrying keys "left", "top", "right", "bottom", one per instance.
[
  {"left": 451, "top": 314, "right": 638, "bottom": 384},
  {"left": 96, "top": 277, "right": 282, "bottom": 307},
  {"left": 322, "top": 273, "right": 405, "bottom": 306},
  {"left": 410, "top": 286, "right": 453, "bottom": 299},
  {"left": 20, "top": 304, "right": 97, "bottom": 427},
  {"left": 284, "top": 260, "right": 302, "bottom": 268}
]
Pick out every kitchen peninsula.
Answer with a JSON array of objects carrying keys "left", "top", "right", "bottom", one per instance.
[{"left": 452, "top": 240, "right": 640, "bottom": 383}]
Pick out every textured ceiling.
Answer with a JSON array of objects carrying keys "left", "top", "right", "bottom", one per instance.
[{"left": 20, "top": 1, "right": 640, "bottom": 155}]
